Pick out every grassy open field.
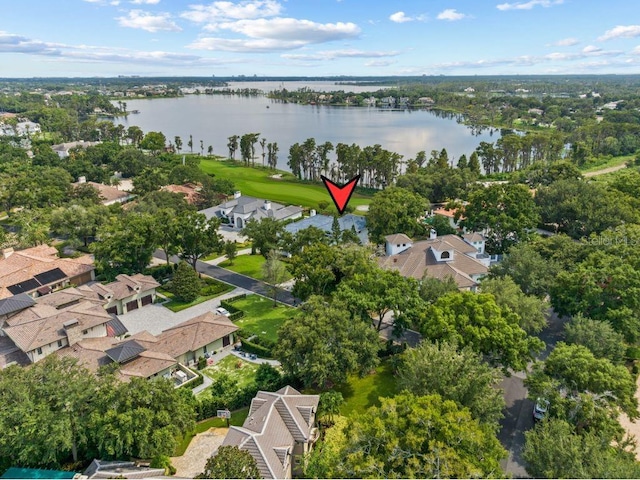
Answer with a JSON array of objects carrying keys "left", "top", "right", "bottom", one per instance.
[
  {"left": 232, "top": 294, "right": 296, "bottom": 343},
  {"left": 218, "top": 254, "right": 292, "bottom": 282},
  {"left": 199, "top": 158, "right": 372, "bottom": 211},
  {"left": 201, "top": 356, "right": 259, "bottom": 389},
  {"left": 335, "top": 361, "right": 398, "bottom": 417},
  {"left": 580, "top": 154, "right": 634, "bottom": 173}
]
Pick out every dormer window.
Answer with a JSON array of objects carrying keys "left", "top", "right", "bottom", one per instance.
[{"left": 441, "top": 251, "right": 450, "bottom": 259}]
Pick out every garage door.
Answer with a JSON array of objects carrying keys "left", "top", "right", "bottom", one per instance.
[
  {"left": 141, "top": 295, "right": 152, "bottom": 306},
  {"left": 106, "top": 306, "right": 118, "bottom": 315},
  {"left": 126, "top": 300, "right": 138, "bottom": 312}
]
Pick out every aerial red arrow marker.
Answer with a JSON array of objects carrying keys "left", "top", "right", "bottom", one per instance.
[{"left": 321, "top": 175, "right": 360, "bottom": 215}]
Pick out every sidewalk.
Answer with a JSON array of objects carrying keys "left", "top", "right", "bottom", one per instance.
[{"left": 205, "top": 248, "right": 252, "bottom": 266}]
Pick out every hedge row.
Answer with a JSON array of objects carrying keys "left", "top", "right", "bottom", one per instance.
[
  {"left": 240, "top": 339, "right": 272, "bottom": 358},
  {"left": 179, "top": 370, "right": 204, "bottom": 389},
  {"left": 220, "top": 299, "right": 245, "bottom": 320},
  {"left": 224, "top": 293, "right": 247, "bottom": 304}
]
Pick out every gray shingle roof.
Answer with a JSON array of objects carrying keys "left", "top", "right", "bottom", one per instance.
[
  {"left": 105, "top": 339, "right": 146, "bottom": 363},
  {"left": 0, "top": 294, "right": 35, "bottom": 316}
]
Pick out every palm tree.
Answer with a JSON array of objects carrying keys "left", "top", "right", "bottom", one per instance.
[
  {"left": 260, "top": 137, "right": 267, "bottom": 167},
  {"left": 174, "top": 136, "right": 182, "bottom": 153},
  {"left": 200, "top": 139, "right": 204, "bottom": 156},
  {"left": 207, "top": 145, "right": 213, "bottom": 157},
  {"left": 188, "top": 134, "right": 193, "bottom": 153}
]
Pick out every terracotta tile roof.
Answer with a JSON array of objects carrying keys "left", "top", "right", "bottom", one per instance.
[
  {"left": 161, "top": 183, "right": 201, "bottom": 204},
  {"left": 155, "top": 312, "right": 238, "bottom": 358},
  {"left": 433, "top": 206, "right": 464, "bottom": 220},
  {"left": 223, "top": 386, "right": 319, "bottom": 479},
  {"left": 0, "top": 246, "right": 94, "bottom": 299},
  {"left": 89, "top": 274, "right": 159, "bottom": 301}
]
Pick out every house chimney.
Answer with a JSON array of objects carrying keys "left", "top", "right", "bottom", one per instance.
[
  {"left": 234, "top": 191, "right": 241, "bottom": 199},
  {"left": 78, "top": 176, "right": 86, "bottom": 184},
  {"left": 2, "top": 248, "right": 13, "bottom": 259},
  {"left": 429, "top": 228, "right": 437, "bottom": 240},
  {"left": 309, "top": 209, "right": 316, "bottom": 217},
  {"left": 264, "top": 200, "right": 271, "bottom": 211},
  {"left": 63, "top": 319, "right": 82, "bottom": 346}
]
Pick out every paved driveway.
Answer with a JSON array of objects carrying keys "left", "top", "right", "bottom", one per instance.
[
  {"left": 118, "top": 287, "right": 249, "bottom": 335},
  {"left": 153, "top": 251, "right": 300, "bottom": 307},
  {"left": 498, "top": 309, "right": 568, "bottom": 478}
]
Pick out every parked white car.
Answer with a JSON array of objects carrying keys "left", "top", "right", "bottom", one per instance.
[
  {"left": 215, "top": 307, "right": 230, "bottom": 317},
  {"left": 533, "top": 397, "right": 550, "bottom": 422}
]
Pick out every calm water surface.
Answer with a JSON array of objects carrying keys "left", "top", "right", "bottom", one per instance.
[{"left": 116, "top": 82, "right": 499, "bottom": 172}]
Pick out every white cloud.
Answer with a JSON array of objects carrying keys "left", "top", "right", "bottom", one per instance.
[
  {"left": 0, "top": 30, "right": 239, "bottom": 67},
  {"left": 599, "top": 25, "right": 640, "bottom": 41},
  {"left": 281, "top": 49, "right": 400, "bottom": 61},
  {"left": 365, "top": 59, "right": 395, "bottom": 67},
  {"left": 631, "top": 46, "right": 640, "bottom": 54},
  {"left": 181, "top": 0, "right": 282, "bottom": 24},
  {"left": 496, "top": 0, "right": 563, "bottom": 11},
  {"left": 116, "top": 10, "right": 181, "bottom": 32},
  {"left": 131, "top": 0, "right": 160, "bottom": 4},
  {"left": 549, "top": 37, "right": 578, "bottom": 46},
  {"left": 436, "top": 9, "right": 467, "bottom": 21},
  {"left": 389, "top": 11, "right": 425, "bottom": 23},
  {"left": 189, "top": 17, "right": 360, "bottom": 52},
  {"left": 582, "top": 45, "right": 601, "bottom": 53}
]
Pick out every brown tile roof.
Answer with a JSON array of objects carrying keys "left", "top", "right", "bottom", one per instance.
[
  {"left": 433, "top": 206, "right": 464, "bottom": 220},
  {"left": 379, "top": 234, "right": 487, "bottom": 288},
  {"left": 54, "top": 334, "right": 176, "bottom": 381},
  {"left": 0, "top": 246, "right": 95, "bottom": 299},
  {"left": 223, "top": 386, "right": 319, "bottom": 479},
  {"left": 4, "top": 301, "right": 112, "bottom": 352},
  {"left": 155, "top": 312, "right": 238, "bottom": 358},
  {"left": 73, "top": 181, "right": 133, "bottom": 204},
  {"left": 94, "top": 274, "right": 160, "bottom": 301},
  {"left": 463, "top": 232, "right": 485, "bottom": 243},
  {"left": 384, "top": 233, "right": 413, "bottom": 245}
]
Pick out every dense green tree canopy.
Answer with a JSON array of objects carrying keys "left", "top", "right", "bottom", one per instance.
[
  {"left": 523, "top": 418, "right": 640, "bottom": 479},
  {"left": 366, "top": 186, "right": 428, "bottom": 244},
  {"left": 306, "top": 393, "right": 506, "bottom": 479},
  {"left": 416, "top": 292, "right": 544, "bottom": 372},
  {"left": 197, "top": 446, "right": 261, "bottom": 479},
  {"left": 460, "top": 183, "right": 540, "bottom": 254},
  {"left": 564, "top": 314, "right": 627, "bottom": 364},
  {"left": 397, "top": 341, "right": 505, "bottom": 429},
  {"left": 274, "top": 296, "right": 380, "bottom": 388},
  {"left": 480, "top": 275, "right": 548, "bottom": 334}
]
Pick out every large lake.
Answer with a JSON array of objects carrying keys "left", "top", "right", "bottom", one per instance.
[{"left": 115, "top": 82, "right": 499, "bottom": 172}]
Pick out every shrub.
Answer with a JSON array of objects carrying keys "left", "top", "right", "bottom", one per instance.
[
  {"left": 197, "top": 356, "right": 207, "bottom": 370},
  {"left": 144, "top": 264, "right": 175, "bottom": 282},
  {"left": 150, "top": 455, "right": 175, "bottom": 476},
  {"left": 172, "top": 261, "right": 202, "bottom": 303}
]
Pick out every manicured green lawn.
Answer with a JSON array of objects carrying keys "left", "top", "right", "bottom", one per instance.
[
  {"left": 199, "top": 159, "right": 372, "bottom": 211},
  {"left": 158, "top": 281, "right": 234, "bottom": 312},
  {"left": 174, "top": 406, "right": 249, "bottom": 456},
  {"left": 218, "top": 254, "right": 293, "bottom": 282},
  {"left": 334, "top": 361, "right": 398, "bottom": 417},
  {"left": 201, "top": 355, "right": 259, "bottom": 388},
  {"left": 232, "top": 294, "right": 296, "bottom": 343}
]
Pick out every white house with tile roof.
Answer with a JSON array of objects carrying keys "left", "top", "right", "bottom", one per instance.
[{"left": 379, "top": 230, "right": 489, "bottom": 291}]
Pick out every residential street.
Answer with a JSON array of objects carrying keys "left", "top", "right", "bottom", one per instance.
[
  {"left": 498, "top": 309, "right": 568, "bottom": 478},
  {"left": 153, "top": 251, "right": 300, "bottom": 307}
]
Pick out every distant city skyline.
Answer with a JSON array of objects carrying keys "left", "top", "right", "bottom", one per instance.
[{"left": 1, "top": 0, "right": 639, "bottom": 77}]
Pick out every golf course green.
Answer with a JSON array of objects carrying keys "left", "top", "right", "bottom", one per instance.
[{"left": 199, "top": 158, "right": 372, "bottom": 211}]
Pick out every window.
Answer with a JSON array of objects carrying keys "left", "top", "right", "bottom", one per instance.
[
  {"left": 57, "top": 340, "right": 63, "bottom": 348},
  {"left": 82, "top": 329, "right": 88, "bottom": 335},
  {"left": 36, "top": 347, "right": 42, "bottom": 355},
  {"left": 441, "top": 251, "right": 451, "bottom": 259}
]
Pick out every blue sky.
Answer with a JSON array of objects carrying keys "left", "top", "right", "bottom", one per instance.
[{"left": 1, "top": 0, "right": 640, "bottom": 77}]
